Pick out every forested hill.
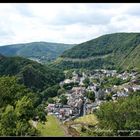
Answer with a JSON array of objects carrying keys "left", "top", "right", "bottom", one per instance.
[
  {"left": 0, "top": 53, "right": 5, "bottom": 59},
  {"left": 0, "top": 42, "right": 75, "bottom": 63},
  {"left": 53, "top": 33, "right": 140, "bottom": 71},
  {"left": 0, "top": 55, "right": 64, "bottom": 91}
]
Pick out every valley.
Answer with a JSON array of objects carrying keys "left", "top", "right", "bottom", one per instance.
[
  {"left": 0, "top": 33, "right": 140, "bottom": 136},
  {"left": 0, "top": 42, "right": 75, "bottom": 64},
  {"left": 43, "top": 68, "right": 140, "bottom": 136},
  {"left": 1, "top": 2, "right": 140, "bottom": 137}
]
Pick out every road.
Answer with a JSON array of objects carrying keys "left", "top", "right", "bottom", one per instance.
[{"left": 79, "top": 98, "right": 86, "bottom": 117}]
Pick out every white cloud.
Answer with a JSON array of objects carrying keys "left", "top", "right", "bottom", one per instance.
[{"left": 0, "top": 3, "right": 140, "bottom": 45}]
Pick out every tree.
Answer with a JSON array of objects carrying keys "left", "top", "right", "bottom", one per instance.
[
  {"left": 95, "top": 92, "right": 140, "bottom": 136},
  {"left": 57, "top": 88, "right": 66, "bottom": 96},
  {"left": 86, "top": 91, "right": 95, "bottom": 102},
  {"left": 0, "top": 105, "right": 16, "bottom": 136},
  {"left": 59, "top": 95, "right": 68, "bottom": 105},
  {"left": 105, "top": 93, "right": 112, "bottom": 101},
  {"left": 83, "top": 78, "right": 90, "bottom": 87},
  {"left": 0, "top": 76, "right": 23, "bottom": 107},
  {"left": 0, "top": 76, "right": 41, "bottom": 108},
  {"left": 16, "top": 120, "right": 38, "bottom": 136},
  {"left": 37, "top": 112, "right": 46, "bottom": 122},
  {"left": 63, "top": 82, "right": 74, "bottom": 90},
  {"left": 47, "top": 97, "right": 55, "bottom": 103},
  {"left": 41, "top": 84, "right": 60, "bottom": 99},
  {"left": 0, "top": 76, "right": 42, "bottom": 136},
  {"left": 34, "top": 104, "right": 47, "bottom": 122},
  {"left": 15, "top": 96, "right": 34, "bottom": 120},
  {"left": 65, "top": 70, "right": 73, "bottom": 79}
]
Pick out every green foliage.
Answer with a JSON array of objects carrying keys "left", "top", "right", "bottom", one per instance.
[
  {"left": 59, "top": 95, "right": 68, "bottom": 105},
  {"left": 0, "top": 105, "right": 16, "bottom": 136},
  {"left": 54, "top": 33, "right": 140, "bottom": 71},
  {"left": 15, "top": 96, "right": 34, "bottom": 120},
  {"left": 52, "top": 57, "right": 114, "bottom": 70},
  {"left": 95, "top": 92, "right": 140, "bottom": 136},
  {"left": 83, "top": 78, "right": 90, "bottom": 87},
  {"left": 47, "top": 97, "right": 55, "bottom": 103},
  {"left": 57, "top": 88, "right": 66, "bottom": 96},
  {"left": 34, "top": 104, "right": 47, "bottom": 122},
  {"left": 0, "top": 42, "right": 74, "bottom": 63},
  {"left": 0, "top": 104, "right": 38, "bottom": 136},
  {"left": 65, "top": 69, "right": 73, "bottom": 79},
  {"left": 62, "top": 33, "right": 140, "bottom": 58},
  {"left": 16, "top": 120, "right": 38, "bottom": 136},
  {"left": 101, "top": 77, "right": 129, "bottom": 88},
  {"left": 0, "top": 56, "right": 64, "bottom": 91},
  {"left": 105, "top": 93, "right": 112, "bottom": 101},
  {"left": 63, "top": 82, "right": 75, "bottom": 90},
  {"left": 86, "top": 91, "right": 95, "bottom": 102},
  {"left": 37, "top": 112, "right": 46, "bottom": 122},
  {"left": 41, "top": 84, "right": 60, "bottom": 99},
  {"left": 0, "top": 76, "right": 41, "bottom": 108},
  {"left": 0, "top": 76, "right": 45, "bottom": 136}
]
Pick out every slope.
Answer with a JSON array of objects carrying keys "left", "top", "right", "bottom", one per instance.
[
  {"left": 0, "top": 42, "right": 75, "bottom": 63},
  {"left": 53, "top": 33, "right": 140, "bottom": 71},
  {"left": 0, "top": 55, "right": 64, "bottom": 91}
]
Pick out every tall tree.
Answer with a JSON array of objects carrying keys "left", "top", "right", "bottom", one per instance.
[
  {"left": 0, "top": 105, "right": 16, "bottom": 136},
  {"left": 15, "top": 96, "right": 34, "bottom": 120}
]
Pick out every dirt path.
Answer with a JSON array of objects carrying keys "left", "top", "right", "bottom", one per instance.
[
  {"left": 56, "top": 119, "right": 72, "bottom": 137},
  {"left": 31, "top": 120, "right": 38, "bottom": 128},
  {"left": 55, "top": 117, "right": 80, "bottom": 137},
  {"left": 60, "top": 123, "right": 72, "bottom": 137}
]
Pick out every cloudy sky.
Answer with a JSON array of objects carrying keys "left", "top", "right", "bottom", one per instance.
[{"left": 0, "top": 3, "right": 140, "bottom": 45}]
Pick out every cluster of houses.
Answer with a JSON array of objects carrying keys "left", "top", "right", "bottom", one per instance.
[
  {"left": 46, "top": 86, "right": 86, "bottom": 122},
  {"left": 46, "top": 69, "right": 140, "bottom": 122}
]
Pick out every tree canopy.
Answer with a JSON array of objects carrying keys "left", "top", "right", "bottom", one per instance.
[{"left": 95, "top": 91, "right": 140, "bottom": 136}]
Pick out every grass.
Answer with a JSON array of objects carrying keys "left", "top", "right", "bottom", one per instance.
[
  {"left": 53, "top": 57, "right": 63, "bottom": 65},
  {"left": 65, "top": 114, "right": 99, "bottom": 136},
  {"left": 36, "top": 115, "right": 65, "bottom": 136},
  {"left": 74, "top": 114, "right": 98, "bottom": 126}
]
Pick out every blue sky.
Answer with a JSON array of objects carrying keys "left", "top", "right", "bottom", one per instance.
[{"left": 0, "top": 3, "right": 140, "bottom": 45}]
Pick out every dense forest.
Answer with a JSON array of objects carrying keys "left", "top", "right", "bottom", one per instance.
[
  {"left": 0, "top": 42, "right": 75, "bottom": 63},
  {"left": 94, "top": 91, "right": 140, "bottom": 136},
  {"left": 0, "top": 55, "right": 67, "bottom": 136},
  {"left": 0, "top": 76, "right": 44, "bottom": 136},
  {"left": 0, "top": 55, "right": 64, "bottom": 92},
  {"left": 53, "top": 33, "right": 140, "bottom": 71}
]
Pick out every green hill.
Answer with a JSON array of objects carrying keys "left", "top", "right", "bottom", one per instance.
[
  {"left": 0, "top": 42, "right": 75, "bottom": 63},
  {"left": 53, "top": 33, "right": 140, "bottom": 71},
  {"left": 0, "top": 55, "right": 64, "bottom": 91}
]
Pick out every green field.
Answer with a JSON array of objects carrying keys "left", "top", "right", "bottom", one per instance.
[{"left": 37, "top": 115, "right": 65, "bottom": 136}]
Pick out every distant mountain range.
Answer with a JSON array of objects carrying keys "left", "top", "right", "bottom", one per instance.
[
  {"left": 52, "top": 33, "right": 140, "bottom": 71},
  {"left": 0, "top": 42, "right": 75, "bottom": 63},
  {"left": 1, "top": 33, "right": 140, "bottom": 71}
]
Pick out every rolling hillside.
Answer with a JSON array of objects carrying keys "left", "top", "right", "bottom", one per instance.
[
  {"left": 52, "top": 33, "right": 140, "bottom": 71},
  {"left": 0, "top": 42, "right": 75, "bottom": 63},
  {"left": 0, "top": 54, "right": 64, "bottom": 91}
]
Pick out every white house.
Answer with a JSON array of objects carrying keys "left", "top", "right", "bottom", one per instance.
[{"left": 132, "top": 85, "right": 140, "bottom": 92}]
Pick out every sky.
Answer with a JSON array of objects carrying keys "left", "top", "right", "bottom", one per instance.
[{"left": 0, "top": 3, "right": 140, "bottom": 45}]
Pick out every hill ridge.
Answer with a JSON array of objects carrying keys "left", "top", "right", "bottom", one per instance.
[{"left": 53, "top": 33, "right": 140, "bottom": 71}]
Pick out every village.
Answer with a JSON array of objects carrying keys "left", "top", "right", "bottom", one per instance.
[{"left": 46, "top": 69, "right": 140, "bottom": 123}]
